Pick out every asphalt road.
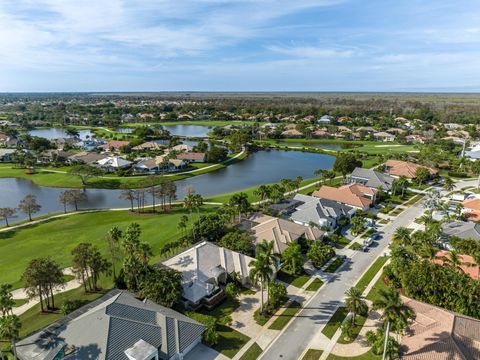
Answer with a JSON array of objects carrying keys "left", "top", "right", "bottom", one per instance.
[{"left": 260, "top": 201, "right": 425, "bottom": 360}]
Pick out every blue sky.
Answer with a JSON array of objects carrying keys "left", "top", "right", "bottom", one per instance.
[{"left": 1, "top": 0, "right": 480, "bottom": 92}]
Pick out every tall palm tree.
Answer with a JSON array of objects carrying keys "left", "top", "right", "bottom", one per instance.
[
  {"left": 0, "top": 314, "right": 20, "bottom": 360},
  {"left": 441, "top": 250, "right": 472, "bottom": 273},
  {"left": 397, "top": 176, "right": 409, "bottom": 197},
  {"left": 249, "top": 253, "right": 273, "bottom": 314},
  {"left": 392, "top": 227, "right": 412, "bottom": 247},
  {"left": 0, "top": 284, "right": 15, "bottom": 316},
  {"left": 372, "top": 289, "right": 415, "bottom": 360},
  {"left": 106, "top": 226, "right": 122, "bottom": 280},
  {"left": 255, "top": 241, "right": 279, "bottom": 305},
  {"left": 254, "top": 185, "right": 272, "bottom": 204},
  {"left": 443, "top": 176, "right": 455, "bottom": 192},
  {"left": 345, "top": 287, "right": 368, "bottom": 325}
]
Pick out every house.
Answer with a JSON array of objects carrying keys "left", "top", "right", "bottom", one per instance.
[
  {"left": 0, "top": 148, "right": 15, "bottom": 162},
  {"left": 441, "top": 220, "right": 480, "bottom": 241},
  {"left": 52, "top": 137, "right": 80, "bottom": 150},
  {"left": 317, "top": 115, "right": 333, "bottom": 125},
  {"left": 133, "top": 158, "right": 162, "bottom": 173},
  {"left": 101, "top": 140, "right": 130, "bottom": 152},
  {"left": 132, "top": 142, "right": 164, "bottom": 151},
  {"left": 240, "top": 213, "right": 323, "bottom": 254},
  {"left": 0, "top": 132, "right": 10, "bottom": 145},
  {"left": 290, "top": 193, "right": 355, "bottom": 228},
  {"left": 69, "top": 152, "right": 109, "bottom": 165},
  {"left": 162, "top": 241, "right": 254, "bottom": 310},
  {"left": 386, "top": 127, "right": 406, "bottom": 134},
  {"left": 356, "top": 127, "right": 376, "bottom": 133},
  {"left": 312, "top": 129, "right": 329, "bottom": 138},
  {"left": 77, "top": 138, "right": 106, "bottom": 151},
  {"left": 176, "top": 152, "right": 207, "bottom": 163},
  {"left": 433, "top": 250, "right": 479, "bottom": 280},
  {"left": 15, "top": 290, "right": 205, "bottom": 360},
  {"left": 373, "top": 131, "right": 395, "bottom": 142},
  {"left": 384, "top": 160, "right": 438, "bottom": 179},
  {"left": 405, "top": 134, "right": 426, "bottom": 144},
  {"left": 400, "top": 296, "right": 480, "bottom": 360},
  {"left": 462, "top": 197, "right": 480, "bottom": 221},
  {"left": 312, "top": 183, "right": 377, "bottom": 211},
  {"left": 168, "top": 144, "right": 193, "bottom": 153},
  {"left": 97, "top": 156, "right": 132, "bottom": 172},
  {"left": 281, "top": 129, "right": 303, "bottom": 138},
  {"left": 40, "top": 150, "right": 75, "bottom": 163},
  {"left": 347, "top": 167, "right": 395, "bottom": 192},
  {"left": 283, "top": 123, "right": 297, "bottom": 130},
  {"left": 268, "top": 198, "right": 304, "bottom": 216},
  {"left": 133, "top": 156, "right": 186, "bottom": 173}
]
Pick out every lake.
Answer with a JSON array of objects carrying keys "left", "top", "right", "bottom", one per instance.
[
  {"left": 162, "top": 124, "right": 211, "bottom": 137},
  {"left": 28, "top": 128, "right": 93, "bottom": 140},
  {"left": 0, "top": 150, "right": 334, "bottom": 223}
]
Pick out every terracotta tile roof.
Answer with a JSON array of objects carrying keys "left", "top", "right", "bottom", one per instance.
[
  {"left": 176, "top": 152, "right": 206, "bottom": 161},
  {"left": 101, "top": 140, "right": 130, "bottom": 150},
  {"left": 433, "top": 250, "right": 480, "bottom": 280},
  {"left": 385, "top": 160, "right": 438, "bottom": 179},
  {"left": 401, "top": 297, "right": 480, "bottom": 360},
  {"left": 281, "top": 129, "right": 303, "bottom": 137},
  {"left": 132, "top": 141, "right": 163, "bottom": 151},
  {"left": 312, "top": 183, "right": 376, "bottom": 209},
  {"left": 462, "top": 198, "right": 480, "bottom": 221}
]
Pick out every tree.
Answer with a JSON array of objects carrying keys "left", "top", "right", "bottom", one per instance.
[
  {"left": 119, "top": 185, "right": 137, "bottom": 212},
  {"left": 58, "top": 191, "right": 70, "bottom": 213},
  {"left": 228, "top": 192, "right": 250, "bottom": 223},
  {"left": 177, "top": 215, "right": 189, "bottom": 238},
  {"left": 65, "top": 128, "right": 79, "bottom": 138},
  {"left": 69, "top": 164, "right": 101, "bottom": 186},
  {"left": 345, "top": 287, "right": 368, "bottom": 325},
  {"left": 183, "top": 193, "right": 203, "bottom": 241},
  {"left": 443, "top": 176, "right": 455, "bottom": 192},
  {"left": 105, "top": 226, "right": 122, "bottom": 280},
  {"left": 218, "top": 231, "right": 254, "bottom": 256},
  {"left": 207, "top": 146, "right": 228, "bottom": 163},
  {"left": 281, "top": 242, "right": 303, "bottom": 275},
  {"left": 202, "top": 317, "right": 219, "bottom": 346},
  {"left": 254, "top": 184, "right": 272, "bottom": 205},
  {"left": 0, "top": 315, "right": 20, "bottom": 360},
  {"left": 249, "top": 241, "right": 277, "bottom": 314},
  {"left": 140, "top": 267, "right": 183, "bottom": 308},
  {"left": 372, "top": 288, "right": 415, "bottom": 360},
  {"left": 307, "top": 242, "right": 336, "bottom": 268},
  {"left": 143, "top": 175, "right": 158, "bottom": 212},
  {"left": 0, "top": 284, "right": 15, "bottom": 316},
  {"left": 268, "top": 281, "right": 287, "bottom": 309},
  {"left": 333, "top": 153, "right": 362, "bottom": 178},
  {"left": 350, "top": 216, "right": 366, "bottom": 236},
  {"left": 269, "top": 184, "right": 285, "bottom": 203},
  {"left": 88, "top": 247, "right": 111, "bottom": 290},
  {"left": 0, "top": 208, "right": 16, "bottom": 227},
  {"left": 415, "top": 167, "right": 430, "bottom": 185},
  {"left": 392, "top": 227, "right": 412, "bottom": 247},
  {"left": 71, "top": 243, "right": 93, "bottom": 293},
  {"left": 61, "top": 189, "right": 86, "bottom": 211},
  {"left": 18, "top": 194, "right": 41, "bottom": 221}
]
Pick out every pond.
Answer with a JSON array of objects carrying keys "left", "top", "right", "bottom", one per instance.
[
  {"left": 0, "top": 150, "right": 335, "bottom": 222},
  {"left": 162, "top": 124, "right": 211, "bottom": 138},
  {"left": 27, "top": 128, "right": 93, "bottom": 140}
]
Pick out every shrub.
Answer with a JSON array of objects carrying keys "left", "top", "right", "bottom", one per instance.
[
  {"left": 61, "top": 299, "right": 86, "bottom": 315},
  {"left": 268, "top": 281, "right": 287, "bottom": 310},
  {"left": 202, "top": 316, "right": 219, "bottom": 346},
  {"left": 307, "top": 242, "right": 336, "bottom": 268}
]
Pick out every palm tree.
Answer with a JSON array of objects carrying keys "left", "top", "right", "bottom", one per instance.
[
  {"left": 0, "top": 284, "right": 14, "bottom": 316},
  {"left": 392, "top": 227, "right": 412, "bottom": 247},
  {"left": 397, "top": 176, "right": 409, "bottom": 197},
  {"left": 254, "top": 185, "right": 272, "bottom": 205},
  {"left": 345, "top": 287, "right": 368, "bottom": 325},
  {"left": 441, "top": 250, "right": 471, "bottom": 273},
  {"left": 249, "top": 253, "right": 274, "bottom": 314},
  {"left": 314, "top": 169, "right": 328, "bottom": 184},
  {"left": 106, "top": 226, "right": 122, "bottom": 280},
  {"left": 0, "top": 314, "right": 20, "bottom": 360},
  {"left": 281, "top": 242, "right": 303, "bottom": 275},
  {"left": 372, "top": 289, "right": 415, "bottom": 360},
  {"left": 229, "top": 193, "right": 250, "bottom": 223},
  {"left": 443, "top": 176, "right": 455, "bottom": 192}
]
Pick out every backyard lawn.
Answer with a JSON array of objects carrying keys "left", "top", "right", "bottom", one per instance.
[{"left": 0, "top": 206, "right": 217, "bottom": 287}]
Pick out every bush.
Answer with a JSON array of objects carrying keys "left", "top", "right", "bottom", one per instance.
[
  {"left": 225, "top": 282, "right": 240, "bottom": 300},
  {"left": 447, "top": 171, "right": 469, "bottom": 178},
  {"left": 202, "top": 316, "right": 219, "bottom": 346},
  {"left": 268, "top": 281, "right": 287, "bottom": 310},
  {"left": 61, "top": 299, "right": 86, "bottom": 315},
  {"left": 307, "top": 242, "right": 336, "bottom": 268}
]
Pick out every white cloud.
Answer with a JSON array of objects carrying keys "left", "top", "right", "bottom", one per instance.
[{"left": 267, "top": 44, "right": 355, "bottom": 58}]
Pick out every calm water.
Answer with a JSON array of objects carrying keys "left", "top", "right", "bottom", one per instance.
[
  {"left": 28, "top": 128, "right": 93, "bottom": 140},
  {"left": 0, "top": 150, "right": 334, "bottom": 222},
  {"left": 162, "top": 125, "right": 211, "bottom": 137}
]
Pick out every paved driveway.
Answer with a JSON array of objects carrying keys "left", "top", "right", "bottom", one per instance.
[{"left": 259, "top": 201, "right": 425, "bottom": 360}]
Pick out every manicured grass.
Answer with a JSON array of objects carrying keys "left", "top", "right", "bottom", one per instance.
[
  {"left": 197, "top": 297, "right": 240, "bottom": 325},
  {"left": 214, "top": 325, "right": 251, "bottom": 359},
  {"left": 331, "top": 235, "right": 351, "bottom": 249},
  {"left": 326, "top": 349, "right": 381, "bottom": 360},
  {"left": 324, "top": 257, "right": 345, "bottom": 273},
  {"left": 389, "top": 207, "right": 405, "bottom": 216},
  {"left": 0, "top": 206, "right": 217, "bottom": 286},
  {"left": 268, "top": 301, "right": 302, "bottom": 330},
  {"left": 13, "top": 298, "right": 28, "bottom": 307},
  {"left": 360, "top": 228, "right": 375, "bottom": 238},
  {"left": 378, "top": 219, "right": 389, "bottom": 225},
  {"left": 337, "top": 314, "right": 368, "bottom": 344},
  {"left": 404, "top": 194, "right": 424, "bottom": 206},
  {"left": 305, "top": 278, "right": 324, "bottom": 291},
  {"left": 322, "top": 307, "right": 349, "bottom": 339},
  {"left": 277, "top": 271, "right": 310, "bottom": 288},
  {"left": 366, "top": 275, "right": 390, "bottom": 302},
  {"left": 302, "top": 349, "right": 324, "bottom": 360},
  {"left": 349, "top": 242, "right": 362, "bottom": 250},
  {"left": 239, "top": 342, "right": 263, "bottom": 360},
  {"left": 355, "top": 256, "right": 389, "bottom": 294}
]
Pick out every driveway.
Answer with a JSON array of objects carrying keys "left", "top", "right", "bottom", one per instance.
[
  {"left": 259, "top": 201, "right": 425, "bottom": 360},
  {"left": 184, "top": 343, "right": 228, "bottom": 360}
]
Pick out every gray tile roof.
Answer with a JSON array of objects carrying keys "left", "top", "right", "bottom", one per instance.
[
  {"left": 441, "top": 221, "right": 480, "bottom": 241},
  {"left": 16, "top": 290, "right": 204, "bottom": 360},
  {"left": 291, "top": 194, "right": 354, "bottom": 227},
  {"left": 349, "top": 167, "right": 395, "bottom": 191}
]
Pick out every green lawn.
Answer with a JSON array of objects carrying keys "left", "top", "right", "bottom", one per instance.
[
  {"left": 302, "top": 349, "right": 324, "bottom": 360},
  {"left": 214, "top": 325, "right": 251, "bottom": 359},
  {"left": 355, "top": 256, "right": 389, "bottom": 294},
  {"left": 322, "top": 307, "right": 349, "bottom": 339},
  {"left": 0, "top": 206, "right": 217, "bottom": 287},
  {"left": 239, "top": 342, "right": 263, "bottom": 360},
  {"left": 366, "top": 275, "right": 390, "bottom": 302},
  {"left": 348, "top": 242, "right": 362, "bottom": 250},
  {"left": 13, "top": 298, "right": 28, "bottom": 307},
  {"left": 276, "top": 271, "right": 310, "bottom": 288},
  {"left": 337, "top": 314, "right": 368, "bottom": 344},
  {"left": 268, "top": 301, "right": 302, "bottom": 330},
  {"left": 326, "top": 349, "right": 381, "bottom": 360},
  {"left": 378, "top": 219, "right": 389, "bottom": 225},
  {"left": 324, "top": 257, "right": 345, "bottom": 273},
  {"left": 305, "top": 278, "right": 324, "bottom": 292}
]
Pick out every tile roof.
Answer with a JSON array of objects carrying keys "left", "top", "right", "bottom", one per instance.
[
  {"left": 176, "top": 152, "right": 206, "bottom": 161},
  {"left": 462, "top": 198, "right": 480, "bottom": 221},
  {"left": 312, "top": 183, "right": 376, "bottom": 209},
  {"left": 101, "top": 140, "right": 130, "bottom": 150},
  {"left": 16, "top": 290, "right": 204, "bottom": 360},
  {"left": 401, "top": 297, "right": 480, "bottom": 360},
  {"left": 245, "top": 213, "right": 323, "bottom": 254},
  {"left": 349, "top": 167, "right": 395, "bottom": 191},
  {"left": 385, "top": 160, "right": 437, "bottom": 179},
  {"left": 433, "top": 250, "right": 480, "bottom": 280},
  {"left": 132, "top": 142, "right": 164, "bottom": 151}
]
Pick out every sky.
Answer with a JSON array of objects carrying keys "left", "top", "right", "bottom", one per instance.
[{"left": 1, "top": 0, "right": 480, "bottom": 92}]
